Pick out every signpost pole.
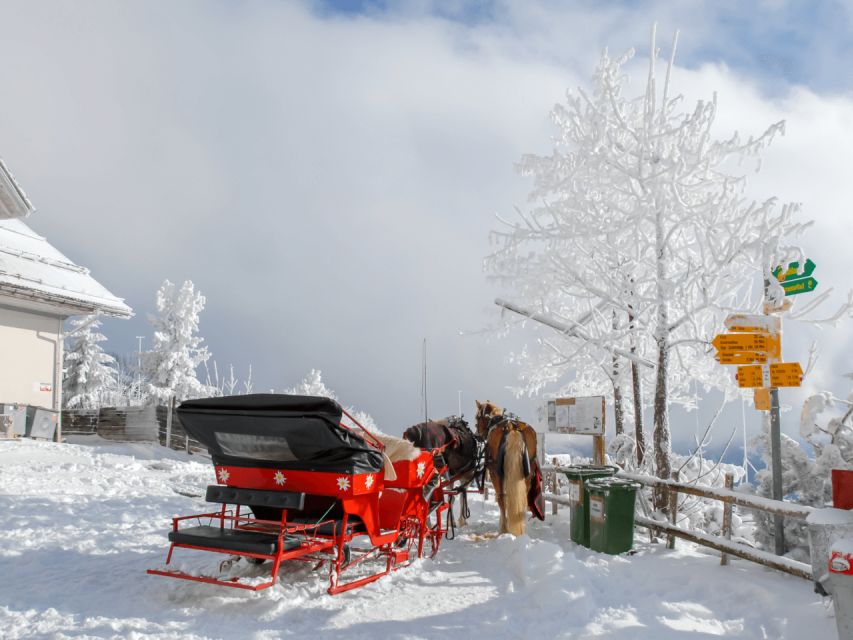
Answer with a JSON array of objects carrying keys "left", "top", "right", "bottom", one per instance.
[
  {"left": 593, "top": 396, "right": 606, "bottom": 465},
  {"left": 764, "top": 277, "right": 785, "bottom": 556},
  {"left": 770, "top": 386, "right": 785, "bottom": 556}
]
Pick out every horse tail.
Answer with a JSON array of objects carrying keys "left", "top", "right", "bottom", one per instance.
[{"left": 502, "top": 429, "right": 528, "bottom": 536}]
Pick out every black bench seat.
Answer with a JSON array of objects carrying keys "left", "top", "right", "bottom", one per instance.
[{"left": 169, "top": 526, "right": 301, "bottom": 555}]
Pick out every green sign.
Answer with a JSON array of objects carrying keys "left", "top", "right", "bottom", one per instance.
[
  {"left": 781, "top": 276, "right": 818, "bottom": 296},
  {"left": 773, "top": 258, "right": 816, "bottom": 281}
]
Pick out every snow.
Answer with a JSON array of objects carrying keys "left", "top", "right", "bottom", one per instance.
[
  {"left": 0, "top": 437, "right": 834, "bottom": 639},
  {"left": 0, "top": 218, "right": 131, "bottom": 316},
  {"left": 807, "top": 508, "right": 853, "bottom": 525}
]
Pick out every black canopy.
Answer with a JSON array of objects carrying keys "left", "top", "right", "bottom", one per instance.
[{"left": 178, "top": 394, "right": 384, "bottom": 474}]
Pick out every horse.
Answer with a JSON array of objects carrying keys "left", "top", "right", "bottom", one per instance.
[
  {"left": 403, "top": 416, "right": 481, "bottom": 527},
  {"left": 474, "top": 400, "right": 544, "bottom": 535}
]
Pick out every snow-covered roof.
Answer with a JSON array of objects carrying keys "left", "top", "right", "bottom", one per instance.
[
  {"left": 0, "top": 218, "right": 132, "bottom": 318},
  {"left": 0, "top": 158, "right": 34, "bottom": 219}
]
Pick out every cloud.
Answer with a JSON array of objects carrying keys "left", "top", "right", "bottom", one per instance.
[{"left": 0, "top": 0, "right": 851, "bottom": 445}]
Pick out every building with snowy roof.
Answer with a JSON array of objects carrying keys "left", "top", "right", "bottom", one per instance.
[{"left": 0, "top": 158, "right": 131, "bottom": 427}]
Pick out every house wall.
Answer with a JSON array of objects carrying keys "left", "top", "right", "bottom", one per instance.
[{"left": 0, "top": 305, "right": 61, "bottom": 409}]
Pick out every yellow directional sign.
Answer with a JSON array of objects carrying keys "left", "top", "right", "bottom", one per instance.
[
  {"left": 770, "top": 362, "right": 803, "bottom": 387},
  {"left": 736, "top": 363, "right": 803, "bottom": 387},
  {"left": 736, "top": 365, "right": 765, "bottom": 388},
  {"left": 716, "top": 352, "right": 769, "bottom": 365},
  {"left": 754, "top": 388, "right": 771, "bottom": 411},
  {"left": 724, "top": 314, "right": 781, "bottom": 334},
  {"left": 712, "top": 333, "right": 781, "bottom": 358}
]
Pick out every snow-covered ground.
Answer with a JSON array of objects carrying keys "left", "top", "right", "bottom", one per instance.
[{"left": 0, "top": 437, "right": 835, "bottom": 639}]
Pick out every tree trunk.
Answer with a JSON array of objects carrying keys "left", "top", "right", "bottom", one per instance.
[
  {"left": 631, "top": 360, "right": 645, "bottom": 465},
  {"left": 653, "top": 333, "right": 672, "bottom": 510},
  {"left": 653, "top": 206, "right": 672, "bottom": 511},
  {"left": 612, "top": 311, "right": 624, "bottom": 436},
  {"left": 613, "top": 361, "right": 624, "bottom": 436},
  {"left": 628, "top": 292, "right": 645, "bottom": 467}
]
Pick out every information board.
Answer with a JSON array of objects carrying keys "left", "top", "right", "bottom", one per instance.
[{"left": 546, "top": 396, "right": 605, "bottom": 435}]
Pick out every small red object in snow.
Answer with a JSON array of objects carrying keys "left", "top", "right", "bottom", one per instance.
[{"left": 832, "top": 469, "right": 853, "bottom": 510}]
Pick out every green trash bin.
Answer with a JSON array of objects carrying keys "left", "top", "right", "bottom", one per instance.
[
  {"left": 586, "top": 477, "right": 641, "bottom": 554},
  {"left": 563, "top": 465, "right": 618, "bottom": 547}
]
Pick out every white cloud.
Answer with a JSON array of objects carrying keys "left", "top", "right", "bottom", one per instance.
[{"left": 0, "top": 1, "right": 850, "bottom": 444}]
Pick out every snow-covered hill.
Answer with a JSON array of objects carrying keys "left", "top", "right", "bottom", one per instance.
[{"left": 0, "top": 438, "right": 834, "bottom": 639}]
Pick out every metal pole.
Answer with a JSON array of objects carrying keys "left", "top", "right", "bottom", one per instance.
[
  {"left": 135, "top": 336, "right": 144, "bottom": 404},
  {"left": 764, "top": 276, "right": 785, "bottom": 556},
  {"left": 770, "top": 387, "right": 785, "bottom": 555}
]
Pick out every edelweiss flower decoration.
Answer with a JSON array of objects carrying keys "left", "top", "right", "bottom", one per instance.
[
  {"left": 273, "top": 470, "right": 286, "bottom": 486},
  {"left": 365, "top": 474, "right": 374, "bottom": 489},
  {"left": 337, "top": 476, "right": 351, "bottom": 491},
  {"left": 217, "top": 468, "right": 230, "bottom": 484},
  {"left": 416, "top": 461, "right": 426, "bottom": 478}
]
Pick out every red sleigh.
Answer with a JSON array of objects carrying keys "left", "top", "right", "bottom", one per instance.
[{"left": 147, "top": 394, "right": 450, "bottom": 594}]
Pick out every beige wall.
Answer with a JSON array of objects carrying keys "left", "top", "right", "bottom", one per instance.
[{"left": 0, "top": 306, "right": 62, "bottom": 409}]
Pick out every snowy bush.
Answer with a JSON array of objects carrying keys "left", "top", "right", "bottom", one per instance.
[
  {"left": 285, "top": 369, "right": 383, "bottom": 434},
  {"left": 63, "top": 315, "right": 117, "bottom": 409},
  {"left": 144, "top": 279, "right": 213, "bottom": 402}
]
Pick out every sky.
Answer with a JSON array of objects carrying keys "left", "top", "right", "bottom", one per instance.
[{"left": 1, "top": 0, "right": 852, "bottom": 450}]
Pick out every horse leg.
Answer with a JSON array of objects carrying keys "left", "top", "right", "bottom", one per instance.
[
  {"left": 503, "top": 430, "right": 528, "bottom": 536},
  {"left": 488, "top": 469, "right": 506, "bottom": 533}
]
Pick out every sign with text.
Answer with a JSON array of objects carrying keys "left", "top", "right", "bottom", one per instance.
[
  {"left": 724, "top": 313, "right": 781, "bottom": 334},
  {"left": 736, "top": 363, "right": 803, "bottom": 388},
  {"left": 754, "top": 388, "right": 771, "bottom": 411},
  {"left": 546, "top": 396, "right": 605, "bottom": 435},
  {"left": 712, "top": 333, "right": 781, "bottom": 357},
  {"left": 716, "top": 352, "right": 770, "bottom": 365}
]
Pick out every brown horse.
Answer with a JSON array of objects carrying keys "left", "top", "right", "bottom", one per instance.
[
  {"left": 475, "top": 400, "right": 544, "bottom": 535},
  {"left": 403, "top": 416, "right": 481, "bottom": 527}
]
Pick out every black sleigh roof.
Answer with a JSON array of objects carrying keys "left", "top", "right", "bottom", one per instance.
[{"left": 177, "top": 394, "right": 384, "bottom": 474}]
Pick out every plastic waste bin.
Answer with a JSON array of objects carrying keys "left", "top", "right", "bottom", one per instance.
[
  {"left": 586, "top": 477, "right": 641, "bottom": 554},
  {"left": 563, "top": 465, "right": 618, "bottom": 547},
  {"left": 807, "top": 508, "right": 853, "bottom": 596},
  {"left": 826, "top": 540, "right": 853, "bottom": 640}
]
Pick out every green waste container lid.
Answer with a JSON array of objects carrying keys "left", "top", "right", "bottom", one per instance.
[
  {"left": 563, "top": 465, "right": 619, "bottom": 478},
  {"left": 586, "top": 477, "right": 642, "bottom": 493}
]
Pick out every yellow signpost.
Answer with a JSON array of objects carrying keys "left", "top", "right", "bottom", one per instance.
[
  {"left": 716, "top": 353, "right": 770, "bottom": 365},
  {"left": 754, "top": 388, "right": 771, "bottom": 411},
  {"left": 769, "top": 362, "right": 803, "bottom": 387},
  {"left": 736, "top": 363, "right": 803, "bottom": 388},
  {"left": 736, "top": 365, "right": 765, "bottom": 388},
  {"left": 712, "top": 333, "right": 781, "bottom": 358}
]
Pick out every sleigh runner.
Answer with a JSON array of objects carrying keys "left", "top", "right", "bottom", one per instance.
[{"left": 147, "top": 394, "right": 450, "bottom": 594}]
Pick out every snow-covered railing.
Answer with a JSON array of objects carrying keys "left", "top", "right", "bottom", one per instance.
[{"left": 541, "top": 465, "right": 814, "bottom": 580}]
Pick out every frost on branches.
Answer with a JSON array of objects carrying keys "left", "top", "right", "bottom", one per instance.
[
  {"left": 749, "top": 381, "right": 853, "bottom": 556},
  {"left": 62, "top": 315, "right": 117, "bottom": 409},
  {"left": 144, "top": 280, "right": 212, "bottom": 402},
  {"left": 285, "top": 369, "right": 383, "bottom": 434},
  {"left": 487, "top": 27, "right": 802, "bottom": 497}
]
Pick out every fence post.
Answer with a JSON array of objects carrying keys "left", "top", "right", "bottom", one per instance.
[
  {"left": 165, "top": 396, "right": 174, "bottom": 450},
  {"left": 667, "top": 470, "right": 680, "bottom": 550},
  {"left": 721, "top": 472, "right": 734, "bottom": 566}
]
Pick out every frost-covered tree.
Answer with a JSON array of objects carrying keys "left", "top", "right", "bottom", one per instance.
[
  {"left": 63, "top": 315, "right": 117, "bottom": 409},
  {"left": 144, "top": 279, "right": 212, "bottom": 402},
  {"left": 488, "top": 28, "right": 803, "bottom": 498}
]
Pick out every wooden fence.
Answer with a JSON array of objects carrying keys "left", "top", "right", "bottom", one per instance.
[
  {"left": 542, "top": 465, "right": 814, "bottom": 581},
  {"left": 62, "top": 405, "right": 205, "bottom": 455}
]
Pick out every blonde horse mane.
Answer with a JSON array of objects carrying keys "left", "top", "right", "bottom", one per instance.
[{"left": 502, "top": 429, "right": 529, "bottom": 536}]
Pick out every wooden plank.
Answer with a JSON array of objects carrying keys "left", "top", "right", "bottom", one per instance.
[
  {"left": 721, "top": 472, "right": 734, "bottom": 566},
  {"left": 615, "top": 471, "right": 814, "bottom": 520},
  {"left": 635, "top": 515, "right": 812, "bottom": 580}
]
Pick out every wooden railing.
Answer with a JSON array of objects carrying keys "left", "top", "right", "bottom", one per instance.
[{"left": 542, "top": 465, "right": 814, "bottom": 580}]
